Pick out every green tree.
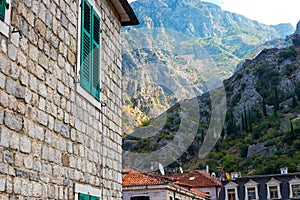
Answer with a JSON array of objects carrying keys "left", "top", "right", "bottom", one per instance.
[
  {"left": 295, "top": 82, "right": 300, "bottom": 100},
  {"left": 274, "top": 86, "right": 279, "bottom": 116},
  {"left": 262, "top": 98, "right": 267, "bottom": 116}
]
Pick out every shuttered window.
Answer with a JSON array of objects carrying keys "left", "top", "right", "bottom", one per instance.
[
  {"left": 0, "top": 0, "right": 6, "bottom": 21},
  {"left": 78, "top": 193, "right": 100, "bottom": 200},
  {"left": 80, "top": 0, "right": 101, "bottom": 100}
]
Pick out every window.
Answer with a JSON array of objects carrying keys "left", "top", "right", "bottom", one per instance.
[
  {"left": 289, "top": 177, "right": 300, "bottom": 199},
  {"left": 130, "top": 196, "right": 150, "bottom": 200},
  {"left": 292, "top": 184, "right": 300, "bottom": 198},
  {"left": 78, "top": 0, "right": 101, "bottom": 102},
  {"left": 247, "top": 187, "right": 256, "bottom": 200},
  {"left": 78, "top": 193, "right": 100, "bottom": 200},
  {"left": 225, "top": 181, "right": 239, "bottom": 200},
  {"left": 269, "top": 186, "right": 278, "bottom": 199},
  {"left": 228, "top": 189, "right": 236, "bottom": 200},
  {"left": 266, "top": 178, "right": 282, "bottom": 200},
  {"left": 0, "top": 0, "right": 11, "bottom": 37},
  {"left": 244, "top": 179, "right": 259, "bottom": 200},
  {"left": 74, "top": 183, "right": 100, "bottom": 200}
]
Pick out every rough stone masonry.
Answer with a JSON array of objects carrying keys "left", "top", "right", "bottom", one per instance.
[{"left": 0, "top": 0, "right": 126, "bottom": 199}]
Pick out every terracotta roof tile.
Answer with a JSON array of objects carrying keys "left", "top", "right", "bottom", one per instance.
[
  {"left": 122, "top": 170, "right": 168, "bottom": 186},
  {"left": 174, "top": 170, "right": 221, "bottom": 188},
  {"left": 191, "top": 188, "right": 211, "bottom": 198}
]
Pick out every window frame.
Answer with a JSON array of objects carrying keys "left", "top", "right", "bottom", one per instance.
[
  {"left": 74, "top": 183, "right": 101, "bottom": 200},
  {"left": 266, "top": 178, "right": 282, "bottom": 200},
  {"left": 225, "top": 181, "right": 239, "bottom": 200},
  {"left": 289, "top": 177, "right": 300, "bottom": 199},
  {"left": 130, "top": 196, "right": 150, "bottom": 200},
  {"left": 0, "top": 0, "right": 11, "bottom": 37},
  {"left": 76, "top": 0, "right": 102, "bottom": 109},
  {"left": 244, "top": 179, "right": 259, "bottom": 200}
]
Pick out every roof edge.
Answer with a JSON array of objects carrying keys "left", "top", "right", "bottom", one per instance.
[{"left": 119, "top": 0, "right": 139, "bottom": 26}]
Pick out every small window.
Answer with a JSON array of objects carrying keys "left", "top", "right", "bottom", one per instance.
[
  {"left": 269, "top": 186, "right": 279, "bottom": 199},
  {"left": 169, "top": 196, "right": 173, "bottom": 200},
  {"left": 130, "top": 196, "right": 150, "bottom": 200},
  {"left": 267, "top": 178, "right": 282, "bottom": 199},
  {"left": 225, "top": 181, "right": 239, "bottom": 200},
  {"left": 292, "top": 184, "right": 300, "bottom": 198},
  {"left": 244, "top": 179, "right": 259, "bottom": 200},
  {"left": 247, "top": 187, "right": 256, "bottom": 200},
  {"left": 289, "top": 177, "right": 300, "bottom": 199},
  {"left": 227, "top": 189, "right": 236, "bottom": 200},
  {"left": 0, "top": 0, "right": 11, "bottom": 37}
]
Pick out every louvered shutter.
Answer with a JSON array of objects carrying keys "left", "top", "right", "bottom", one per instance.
[
  {"left": 80, "top": 0, "right": 92, "bottom": 93},
  {"left": 91, "top": 10, "right": 101, "bottom": 100},
  {"left": 78, "top": 193, "right": 90, "bottom": 200},
  {"left": 0, "top": 0, "right": 6, "bottom": 21},
  {"left": 90, "top": 196, "right": 100, "bottom": 200}
]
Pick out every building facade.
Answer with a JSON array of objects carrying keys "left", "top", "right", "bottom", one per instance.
[
  {"left": 0, "top": 0, "right": 138, "bottom": 199},
  {"left": 218, "top": 173, "right": 300, "bottom": 200},
  {"left": 122, "top": 169, "right": 210, "bottom": 200}
]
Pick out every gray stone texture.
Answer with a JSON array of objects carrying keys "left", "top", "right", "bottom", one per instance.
[{"left": 0, "top": 0, "right": 123, "bottom": 199}]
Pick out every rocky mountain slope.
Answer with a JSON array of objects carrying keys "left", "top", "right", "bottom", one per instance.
[
  {"left": 122, "top": 0, "right": 295, "bottom": 131},
  {"left": 123, "top": 32, "right": 300, "bottom": 175}
]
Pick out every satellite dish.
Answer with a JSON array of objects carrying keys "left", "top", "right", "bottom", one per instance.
[
  {"left": 211, "top": 172, "right": 216, "bottom": 179},
  {"left": 179, "top": 167, "right": 183, "bottom": 174},
  {"left": 158, "top": 163, "right": 165, "bottom": 175}
]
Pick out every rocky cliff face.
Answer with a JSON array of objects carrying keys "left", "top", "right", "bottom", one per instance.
[
  {"left": 122, "top": 0, "right": 295, "bottom": 130},
  {"left": 123, "top": 37, "right": 300, "bottom": 174}
]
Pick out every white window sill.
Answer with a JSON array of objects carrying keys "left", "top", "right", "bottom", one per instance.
[
  {"left": 0, "top": 19, "right": 9, "bottom": 37},
  {"left": 76, "top": 84, "right": 102, "bottom": 110}
]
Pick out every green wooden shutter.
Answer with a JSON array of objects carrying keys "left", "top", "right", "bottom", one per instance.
[
  {"left": 0, "top": 0, "right": 6, "bottom": 21},
  {"left": 90, "top": 196, "right": 100, "bottom": 200},
  {"left": 91, "top": 10, "right": 101, "bottom": 100},
  {"left": 80, "top": 0, "right": 92, "bottom": 93},
  {"left": 78, "top": 193, "right": 100, "bottom": 200},
  {"left": 78, "top": 193, "right": 90, "bottom": 200},
  {"left": 80, "top": 0, "right": 101, "bottom": 100}
]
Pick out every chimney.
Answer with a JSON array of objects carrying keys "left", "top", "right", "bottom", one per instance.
[{"left": 280, "top": 167, "right": 288, "bottom": 174}]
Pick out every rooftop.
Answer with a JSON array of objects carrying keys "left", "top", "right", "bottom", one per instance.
[
  {"left": 122, "top": 169, "right": 168, "bottom": 186},
  {"left": 174, "top": 170, "right": 221, "bottom": 188}
]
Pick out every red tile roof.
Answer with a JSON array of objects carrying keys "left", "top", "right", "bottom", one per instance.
[
  {"left": 191, "top": 188, "right": 211, "bottom": 198},
  {"left": 174, "top": 170, "right": 221, "bottom": 188},
  {"left": 122, "top": 169, "right": 168, "bottom": 186},
  {"left": 122, "top": 169, "right": 212, "bottom": 199}
]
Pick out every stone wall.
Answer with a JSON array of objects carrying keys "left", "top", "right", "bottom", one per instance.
[{"left": 0, "top": 0, "right": 123, "bottom": 199}]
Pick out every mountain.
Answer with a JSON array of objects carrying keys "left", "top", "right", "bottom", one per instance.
[
  {"left": 123, "top": 35, "right": 300, "bottom": 175},
  {"left": 122, "top": 0, "right": 295, "bottom": 131}
]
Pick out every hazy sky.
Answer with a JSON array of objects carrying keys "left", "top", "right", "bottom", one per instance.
[{"left": 128, "top": 0, "right": 300, "bottom": 27}]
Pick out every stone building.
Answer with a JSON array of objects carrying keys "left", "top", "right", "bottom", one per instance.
[
  {"left": 122, "top": 169, "right": 210, "bottom": 200},
  {"left": 0, "top": 0, "right": 138, "bottom": 199}
]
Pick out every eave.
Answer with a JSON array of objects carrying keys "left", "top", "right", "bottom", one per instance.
[{"left": 111, "top": 0, "right": 139, "bottom": 26}]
